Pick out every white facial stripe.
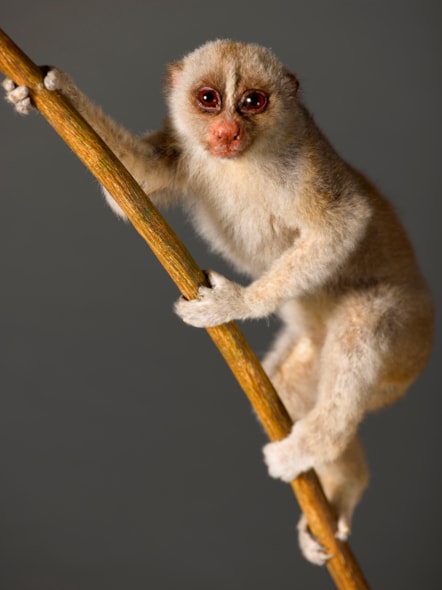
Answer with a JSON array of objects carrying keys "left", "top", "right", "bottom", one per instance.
[{"left": 224, "top": 62, "right": 238, "bottom": 113}]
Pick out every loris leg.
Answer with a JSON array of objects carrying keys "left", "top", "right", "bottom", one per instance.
[
  {"left": 262, "top": 322, "right": 369, "bottom": 565},
  {"left": 263, "top": 304, "right": 383, "bottom": 482},
  {"left": 261, "top": 325, "right": 321, "bottom": 423},
  {"left": 297, "top": 436, "right": 369, "bottom": 565}
]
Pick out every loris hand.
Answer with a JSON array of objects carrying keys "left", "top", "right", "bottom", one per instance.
[
  {"left": 3, "top": 67, "right": 70, "bottom": 115},
  {"left": 174, "top": 270, "right": 248, "bottom": 328},
  {"left": 3, "top": 77, "right": 33, "bottom": 114}
]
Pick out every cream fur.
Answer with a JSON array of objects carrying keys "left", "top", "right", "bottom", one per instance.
[{"left": 3, "top": 41, "right": 434, "bottom": 565}]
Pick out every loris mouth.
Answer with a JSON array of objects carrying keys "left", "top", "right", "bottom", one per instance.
[
  {"left": 207, "top": 144, "right": 246, "bottom": 159},
  {"left": 212, "top": 149, "right": 243, "bottom": 159}
]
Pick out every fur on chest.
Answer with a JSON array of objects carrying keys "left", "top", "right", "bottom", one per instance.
[{"left": 183, "top": 155, "right": 299, "bottom": 275}]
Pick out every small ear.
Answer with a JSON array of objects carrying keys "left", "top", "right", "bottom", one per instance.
[
  {"left": 285, "top": 70, "right": 299, "bottom": 97},
  {"left": 166, "top": 60, "right": 184, "bottom": 88}
]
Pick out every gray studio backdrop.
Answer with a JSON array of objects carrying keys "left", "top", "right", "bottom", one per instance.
[{"left": 1, "top": 2, "right": 440, "bottom": 589}]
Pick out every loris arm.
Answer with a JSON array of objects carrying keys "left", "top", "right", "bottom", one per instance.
[
  {"left": 4, "top": 69, "right": 177, "bottom": 214},
  {"left": 175, "top": 198, "right": 371, "bottom": 327}
]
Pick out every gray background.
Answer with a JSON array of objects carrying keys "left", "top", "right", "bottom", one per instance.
[{"left": 0, "top": 1, "right": 441, "bottom": 589}]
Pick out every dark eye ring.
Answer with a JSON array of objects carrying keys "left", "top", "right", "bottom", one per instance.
[
  {"left": 239, "top": 90, "right": 268, "bottom": 114},
  {"left": 196, "top": 87, "right": 222, "bottom": 112}
]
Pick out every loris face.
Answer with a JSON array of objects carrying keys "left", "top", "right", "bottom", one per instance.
[
  {"left": 192, "top": 85, "right": 268, "bottom": 158},
  {"left": 166, "top": 40, "right": 299, "bottom": 160}
]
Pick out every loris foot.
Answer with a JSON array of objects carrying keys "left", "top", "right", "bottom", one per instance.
[
  {"left": 297, "top": 513, "right": 351, "bottom": 566},
  {"left": 297, "top": 515, "right": 332, "bottom": 566}
]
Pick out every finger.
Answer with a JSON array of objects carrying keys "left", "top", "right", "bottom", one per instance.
[
  {"left": 2, "top": 77, "right": 16, "bottom": 92},
  {"left": 5, "top": 84, "right": 29, "bottom": 104}
]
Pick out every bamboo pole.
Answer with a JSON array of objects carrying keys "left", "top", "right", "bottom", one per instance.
[{"left": 0, "top": 29, "right": 370, "bottom": 590}]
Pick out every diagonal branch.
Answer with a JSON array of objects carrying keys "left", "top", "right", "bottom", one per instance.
[{"left": 0, "top": 29, "right": 370, "bottom": 590}]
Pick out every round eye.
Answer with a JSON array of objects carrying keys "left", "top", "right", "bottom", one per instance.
[
  {"left": 196, "top": 87, "right": 222, "bottom": 112},
  {"left": 239, "top": 90, "right": 268, "bottom": 114}
]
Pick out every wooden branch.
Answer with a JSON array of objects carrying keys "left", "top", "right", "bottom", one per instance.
[{"left": 0, "top": 29, "right": 370, "bottom": 590}]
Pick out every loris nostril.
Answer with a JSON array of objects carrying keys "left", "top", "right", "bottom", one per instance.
[{"left": 211, "top": 118, "right": 242, "bottom": 144}]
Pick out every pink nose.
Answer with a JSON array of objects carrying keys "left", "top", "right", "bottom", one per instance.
[{"left": 211, "top": 119, "right": 242, "bottom": 145}]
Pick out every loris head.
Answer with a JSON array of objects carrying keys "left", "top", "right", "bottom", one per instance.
[{"left": 165, "top": 40, "right": 300, "bottom": 161}]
